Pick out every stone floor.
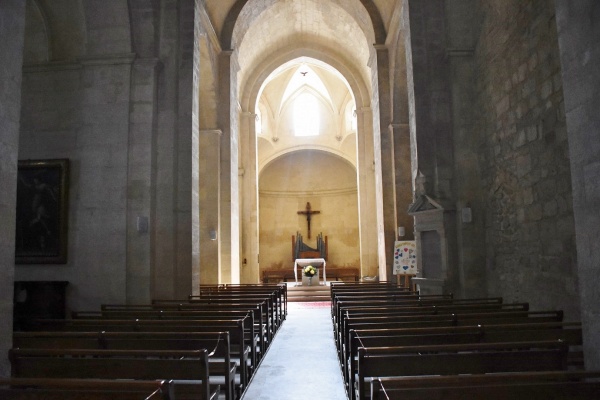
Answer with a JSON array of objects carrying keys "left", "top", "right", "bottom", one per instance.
[{"left": 240, "top": 301, "right": 348, "bottom": 400}]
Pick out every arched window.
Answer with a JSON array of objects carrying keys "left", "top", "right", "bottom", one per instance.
[{"left": 294, "top": 92, "right": 319, "bottom": 137}]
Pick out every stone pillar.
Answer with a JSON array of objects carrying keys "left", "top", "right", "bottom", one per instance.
[
  {"left": 373, "top": 45, "right": 397, "bottom": 281},
  {"left": 174, "top": 0, "right": 195, "bottom": 297},
  {"left": 126, "top": 58, "right": 160, "bottom": 304},
  {"left": 0, "top": 0, "right": 26, "bottom": 377},
  {"left": 240, "top": 111, "right": 260, "bottom": 283},
  {"left": 404, "top": 0, "right": 457, "bottom": 294},
  {"left": 404, "top": 0, "right": 454, "bottom": 200},
  {"left": 391, "top": 122, "right": 414, "bottom": 240},
  {"left": 555, "top": 0, "right": 600, "bottom": 369},
  {"left": 445, "top": 0, "right": 485, "bottom": 298},
  {"left": 199, "top": 130, "right": 222, "bottom": 285},
  {"left": 218, "top": 51, "right": 233, "bottom": 283},
  {"left": 356, "top": 107, "right": 379, "bottom": 277},
  {"left": 153, "top": 0, "right": 179, "bottom": 300}
]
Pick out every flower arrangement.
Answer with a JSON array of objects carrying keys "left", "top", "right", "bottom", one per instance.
[{"left": 303, "top": 265, "right": 317, "bottom": 277}]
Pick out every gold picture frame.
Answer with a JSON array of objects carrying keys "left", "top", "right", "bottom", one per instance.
[{"left": 15, "top": 159, "right": 69, "bottom": 264}]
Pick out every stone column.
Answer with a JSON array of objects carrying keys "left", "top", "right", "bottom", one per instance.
[
  {"left": 404, "top": 0, "right": 457, "bottom": 294},
  {"left": 126, "top": 58, "right": 160, "bottom": 304},
  {"left": 391, "top": 122, "right": 413, "bottom": 240},
  {"left": 174, "top": 0, "right": 195, "bottom": 297},
  {"left": 240, "top": 111, "right": 260, "bottom": 283},
  {"left": 153, "top": 0, "right": 179, "bottom": 300},
  {"left": 356, "top": 107, "right": 379, "bottom": 277},
  {"left": 218, "top": 51, "right": 233, "bottom": 283},
  {"left": 373, "top": 45, "right": 398, "bottom": 281},
  {"left": 555, "top": 0, "right": 600, "bottom": 369},
  {"left": 0, "top": 0, "right": 26, "bottom": 377},
  {"left": 404, "top": 0, "right": 454, "bottom": 200},
  {"left": 199, "top": 130, "right": 222, "bottom": 285},
  {"left": 444, "top": 0, "right": 485, "bottom": 298}
]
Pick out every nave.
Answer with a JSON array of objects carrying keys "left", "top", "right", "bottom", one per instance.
[
  {"left": 5, "top": 281, "right": 600, "bottom": 400},
  {"left": 241, "top": 301, "right": 346, "bottom": 400}
]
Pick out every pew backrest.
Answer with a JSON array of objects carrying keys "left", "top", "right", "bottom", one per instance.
[
  {"left": 10, "top": 348, "right": 218, "bottom": 400},
  {"left": 0, "top": 378, "right": 174, "bottom": 400}
]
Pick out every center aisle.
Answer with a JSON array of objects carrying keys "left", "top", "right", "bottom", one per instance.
[{"left": 241, "top": 302, "right": 348, "bottom": 400}]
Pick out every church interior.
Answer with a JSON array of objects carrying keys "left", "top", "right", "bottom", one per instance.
[{"left": 1, "top": 0, "right": 600, "bottom": 388}]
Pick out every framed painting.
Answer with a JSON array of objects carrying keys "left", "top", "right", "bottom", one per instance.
[{"left": 15, "top": 159, "right": 69, "bottom": 264}]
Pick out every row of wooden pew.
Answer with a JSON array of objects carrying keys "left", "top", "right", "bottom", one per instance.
[
  {"left": 4, "top": 283, "right": 287, "bottom": 400},
  {"left": 330, "top": 281, "right": 600, "bottom": 400}
]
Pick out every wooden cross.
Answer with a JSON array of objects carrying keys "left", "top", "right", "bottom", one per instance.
[{"left": 297, "top": 202, "right": 320, "bottom": 239}]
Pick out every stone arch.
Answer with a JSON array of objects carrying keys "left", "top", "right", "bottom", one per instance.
[
  {"left": 241, "top": 46, "right": 370, "bottom": 114},
  {"left": 259, "top": 148, "right": 357, "bottom": 179},
  {"left": 128, "top": 0, "right": 160, "bottom": 58},
  {"left": 24, "top": 0, "right": 51, "bottom": 64},
  {"left": 238, "top": 44, "right": 379, "bottom": 282},
  {"left": 28, "top": 0, "right": 86, "bottom": 61},
  {"left": 221, "top": 0, "right": 385, "bottom": 50},
  {"left": 259, "top": 145, "right": 357, "bottom": 175},
  {"left": 80, "top": 0, "right": 131, "bottom": 55}
]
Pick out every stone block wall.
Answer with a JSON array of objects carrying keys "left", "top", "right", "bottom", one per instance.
[
  {"left": 258, "top": 152, "right": 360, "bottom": 272},
  {"left": 472, "top": 0, "right": 578, "bottom": 317},
  {"left": 555, "top": 0, "right": 600, "bottom": 369},
  {"left": 17, "top": 60, "right": 132, "bottom": 312},
  {"left": 0, "top": 0, "right": 26, "bottom": 377}
]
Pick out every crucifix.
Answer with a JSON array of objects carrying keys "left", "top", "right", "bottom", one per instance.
[{"left": 297, "top": 202, "right": 320, "bottom": 239}]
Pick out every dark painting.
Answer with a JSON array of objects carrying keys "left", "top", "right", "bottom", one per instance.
[{"left": 15, "top": 159, "right": 69, "bottom": 264}]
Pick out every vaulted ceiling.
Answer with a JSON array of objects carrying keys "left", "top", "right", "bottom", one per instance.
[{"left": 204, "top": 0, "right": 397, "bottom": 95}]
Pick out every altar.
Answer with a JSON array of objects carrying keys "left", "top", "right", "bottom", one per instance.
[{"left": 294, "top": 258, "right": 327, "bottom": 286}]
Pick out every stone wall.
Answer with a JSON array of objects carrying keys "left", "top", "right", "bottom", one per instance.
[
  {"left": 472, "top": 0, "right": 578, "bottom": 317},
  {"left": 0, "top": 0, "right": 26, "bottom": 378},
  {"left": 259, "top": 151, "right": 360, "bottom": 273},
  {"left": 17, "top": 60, "right": 132, "bottom": 312},
  {"left": 555, "top": 0, "right": 600, "bottom": 369}
]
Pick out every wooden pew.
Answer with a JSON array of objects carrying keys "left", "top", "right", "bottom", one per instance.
[
  {"left": 333, "top": 299, "right": 521, "bottom": 350},
  {"left": 333, "top": 296, "right": 506, "bottom": 334},
  {"left": 22, "top": 318, "right": 252, "bottom": 391},
  {"left": 354, "top": 340, "right": 569, "bottom": 400},
  {"left": 338, "top": 301, "right": 512, "bottom": 358},
  {"left": 72, "top": 307, "right": 267, "bottom": 365},
  {"left": 329, "top": 283, "right": 415, "bottom": 302},
  {"left": 188, "top": 293, "right": 282, "bottom": 334},
  {"left": 100, "top": 302, "right": 269, "bottom": 357},
  {"left": 346, "top": 322, "right": 583, "bottom": 397},
  {"left": 9, "top": 348, "right": 220, "bottom": 400},
  {"left": 187, "top": 293, "right": 282, "bottom": 337},
  {"left": 0, "top": 378, "right": 174, "bottom": 400},
  {"left": 333, "top": 295, "right": 462, "bottom": 334},
  {"left": 338, "top": 308, "right": 564, "bottom": 387},
  {"left": 339, "top": 309, "right": 564, "bottom": 360},
  {"left": 333, "top": 295, "right": 501, "bottom": 318},
  {"left": 370, "top": 371, "right": 600, "bottom": 400},
  {"left": 153, "top": 297, "right": 274, "bottom": 346},
  {"left": 199, "top": 284, "right": 288, "bottom": 322},
  {"left": 13, "top": 331, "right": 237, "bottom": 400}
]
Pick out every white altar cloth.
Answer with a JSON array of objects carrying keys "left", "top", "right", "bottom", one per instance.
[{"left": 294, "top": 258, "right": 327, "bottom": 285}]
